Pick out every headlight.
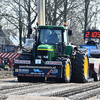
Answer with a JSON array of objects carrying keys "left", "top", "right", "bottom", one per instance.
[{"left": 43, "top": 56, "right": 48, "bottom": 58}]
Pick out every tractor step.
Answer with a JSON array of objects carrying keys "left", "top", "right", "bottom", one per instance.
[{"left": 87, "top": 78, "right": 94, "bottom": 82}]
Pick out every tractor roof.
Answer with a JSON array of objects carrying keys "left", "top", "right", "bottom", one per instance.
[{"left": 38, "top": 25, "right": 65, "bottom": 30}]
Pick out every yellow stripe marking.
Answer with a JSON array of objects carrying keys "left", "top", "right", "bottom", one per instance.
[{"left": 38, "top": 49, "right": 55, "bottom": 51}]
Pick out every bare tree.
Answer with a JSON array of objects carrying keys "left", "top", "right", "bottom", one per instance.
[
  {"left": 1, "top": 0, "right": 100, "bottom": 45},
  {"left": 0, "top": 0, "right": 37, "bottom": 48},
  {"left": 45, "top": 0, "right": 64, "bottom": 25}
]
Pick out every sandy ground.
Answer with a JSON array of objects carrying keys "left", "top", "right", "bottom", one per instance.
[
  {"left": 0, "top": 68, "right": 14, "bottom": 79},
  {"left": 0, "top": 69, "right": 100, "bottom": 100},
  {"left": 6, "top": 95, "right": 70, "bottom": 100},
  {"left": 6, "top": 95, "right": 100, "bottom": 100},
  {"left": 86, "top": 95, "right": 100, "bottom": 100}
]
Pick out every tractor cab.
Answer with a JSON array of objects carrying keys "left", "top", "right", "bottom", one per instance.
[
  {"left": 39, "top": 28, "right": 62, "bottom": 44},
  {"left": 38, "top": 26, "right": 68, "bottom": 45},
  {"left": 34, "top": 25, "right": 72, "bottom": 62}
]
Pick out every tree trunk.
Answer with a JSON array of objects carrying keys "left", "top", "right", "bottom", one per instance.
[
  {"left": 84, "top": 0, "right": 90, "bottom": 31},
  {"left": 27, "top": 0, "right": 31, "bottom": 38},
  {"left": 19, "top": 0, "right": 22, "bottom": 50},
  {"left": 52, "top": 0, "right": 57, "bottom": 25},
  {"left": 63, "top": 0, "right": 68, "bottom": 23}
]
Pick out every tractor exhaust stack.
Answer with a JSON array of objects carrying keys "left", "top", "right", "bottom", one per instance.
[{"left": 37, "top": 0, "right": 45, "bottom": 25}]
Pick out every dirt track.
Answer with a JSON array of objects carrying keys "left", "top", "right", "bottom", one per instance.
[
  {"left": 0, "top": 69, "right": 14, "bottom": 79},
  {"left": 0, "top": 69, "right": 100, "bottom": 100}
]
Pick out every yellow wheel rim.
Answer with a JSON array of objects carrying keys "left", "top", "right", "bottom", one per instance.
[
  {"left": 66, "top": 64, "right": 70, "bottom": 78},
  {"left": 84, "top": 57, "right": 88, "bottom": 77}
]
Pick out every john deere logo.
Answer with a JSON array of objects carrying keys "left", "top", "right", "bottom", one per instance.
[{"left": 15, "top": 69, "right": 18, "bottom": 72}]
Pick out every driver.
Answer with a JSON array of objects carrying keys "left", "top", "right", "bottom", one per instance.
[
  {"left": 86, "top": 38, "right": 96, "bottom": 45},
  {"left": 47, "top": 31, "right": 59, "bottom": 44}
]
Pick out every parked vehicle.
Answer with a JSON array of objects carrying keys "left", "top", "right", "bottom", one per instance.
[
  {"left": 79, "top": 30, "right": 100, "bottom": 81},
  {"left": 0, "top": 44, "right": 21, "bottom": 69}
]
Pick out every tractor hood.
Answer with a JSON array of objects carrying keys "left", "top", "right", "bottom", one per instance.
[
  {"left": 37, "top": 44, "right": 56, "bottom": 61},
  {"left": 38, "top": 44, "right": 55, "bottom": 51}
]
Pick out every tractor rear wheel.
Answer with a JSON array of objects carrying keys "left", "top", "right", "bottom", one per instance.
[
  {"left": 62, "top": 58, "right": 72, "bottom": 83},
  {"left": 72, "top": 50, "right": 89, "bottom": 83}
]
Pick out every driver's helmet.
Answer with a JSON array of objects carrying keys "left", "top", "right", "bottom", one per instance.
[
  {"left": 47, "top": 30, "right": 52, "bottom": 35},
  {"left": 45, "top": 30, "right": 52, "bottom": 38}
]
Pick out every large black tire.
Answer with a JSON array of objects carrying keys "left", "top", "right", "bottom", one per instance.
[
  {"left": 62, "top": 58, "right": 72, "bottom": 83},
  {"left": 72, "top": 50, "right": 89, "bottom": 83},
  {"left": 56, "top": 57, "right": 72, "bottom": 83}
]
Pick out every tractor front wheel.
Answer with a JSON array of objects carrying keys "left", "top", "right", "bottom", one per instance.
[{"left": 62, "top": 58, "right": 72, "bottom": 83}]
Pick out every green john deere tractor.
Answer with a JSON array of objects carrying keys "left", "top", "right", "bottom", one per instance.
[{"left": 14, "top": 25, "right": 89, "bottom": 83}]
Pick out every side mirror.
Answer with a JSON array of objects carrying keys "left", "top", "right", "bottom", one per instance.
[{"left": 68, "top": 30, "right": 72, "bottom": 35}]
